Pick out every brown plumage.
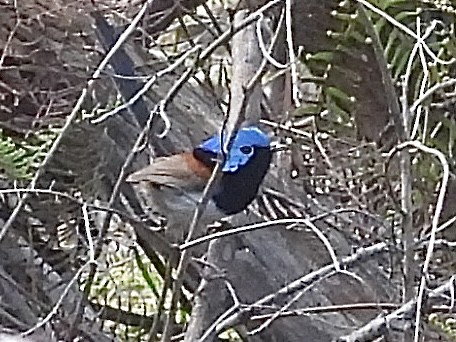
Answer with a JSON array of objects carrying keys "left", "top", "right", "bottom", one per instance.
[
  {"left": 126, "top": 152, "right": 222, "bottom": 241},
  {"left": 126, "top": 152, "right": 212, "bottom": 191}
]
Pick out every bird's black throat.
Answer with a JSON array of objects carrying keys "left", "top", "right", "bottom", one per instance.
[{"left": 193, "top": 147, "right": 272, "bottom": 215}]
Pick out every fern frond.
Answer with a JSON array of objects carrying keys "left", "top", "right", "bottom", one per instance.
[{"left": 0, "top": 129, "right": 56, "bottom": 181}]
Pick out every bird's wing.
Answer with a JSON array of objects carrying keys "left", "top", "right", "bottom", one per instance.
[{"left": 126, "top": 152, "right": 212, "bottom": 190}]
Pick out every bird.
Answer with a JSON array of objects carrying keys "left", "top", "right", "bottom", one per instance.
[{"left": 126, "top": 126, "right": 272, "bottom": 239}]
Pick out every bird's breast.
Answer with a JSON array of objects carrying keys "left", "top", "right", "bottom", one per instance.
[{"left": 148, "top": 186, "right": 226, "bottom": 228}]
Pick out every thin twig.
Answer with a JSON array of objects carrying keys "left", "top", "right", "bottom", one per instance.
[
  {"left": 181, "top": 218, "right": 340, "bottom": 270},
  {"left": 147, "top": 261, "right": 173, "bottom": 342},
  {"left": 163, "top": 3, "right": 284, "bottom": 340},
  {"left": 202, "top": 242, "right": 389, "bottom": 340},
  {"left": 410, "top": 78, "right": 456, "bottom": 113},
  {"left": 161, "top": 165, "right": 223, "bottom": 342},
  {"left": 398, "top": 19, "right": 414, "bottom": 339},
  {"left": 256, "top": 10, "right": 287, "bottom": 69},
  {"left": 388, "top": 140, "right": 450, "bottom": 342},
  {"left": 249, "top": 271, "right": 337, "bottom": 335},
  {"left": 92, "top": 44, "right": 201, "bottom": 127},
  {"left": 64, "top": 2, "right": 160, "bottom": 336},
  {"left": 20, "top": 260, "right": 95, "bottom": 337},
  {"left": 0, "top": 0, "right": 158, "bottom": 243},
  {"left": 338, "top": 276, "right": 455, "bottom": 342},
  {"left": 355, "top": 0, "right": 455, "bottom": 65},
  {"left": 285, "top": 0, "right": 300, "bottom": 108}
]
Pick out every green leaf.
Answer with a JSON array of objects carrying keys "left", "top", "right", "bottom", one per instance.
[{"left": 133, "top": 247, "right": 161, "bottom": 299}]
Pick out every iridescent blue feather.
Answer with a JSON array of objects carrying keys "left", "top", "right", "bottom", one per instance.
[
  {"left": 194, "top": 126, "right": 272, "bottom": 214},
  {"left": 197, "top": 126, "right": 270, "bottom": 172}
]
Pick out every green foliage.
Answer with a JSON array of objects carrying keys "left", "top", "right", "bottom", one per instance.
[
  {"left": 86, "top": 245, "right": 163, "bottom": 341},
  {"left": 88, "top": 247, "right": 161, "bottom": 311},
  {"left": 133, "top": 247, "right": 161, "bottom": 299},
  {"left": 300, "top": 0, "right": 455, "bottom": 140},
  {"left": 296, "top": 0, "right": 455, "bottom": 214},
  {"left": 0, "top": 129, "right": 56, "bottom": 180},
  {"left": 429, "top": 313, "right": 456, "bottom": 341}
]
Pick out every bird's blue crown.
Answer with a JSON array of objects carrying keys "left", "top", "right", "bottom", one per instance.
[{"left": 197, "top": 126, "right": 270, "bottom": 172}]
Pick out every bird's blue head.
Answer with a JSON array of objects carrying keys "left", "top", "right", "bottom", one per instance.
[
  {"left": 193, "top": 126, "right": 272, "bottom": 215},
  {"left": 196, "top": 126, "right": 270, "bottom": 172}
]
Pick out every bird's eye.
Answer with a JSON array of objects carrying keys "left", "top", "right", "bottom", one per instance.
[{"left": 240, "top": 146, "right": 253, "bottom": 154}]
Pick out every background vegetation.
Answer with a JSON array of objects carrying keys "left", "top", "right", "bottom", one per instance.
[{"left": 0, "top": 0, "right": 455, "bottom": 341}]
